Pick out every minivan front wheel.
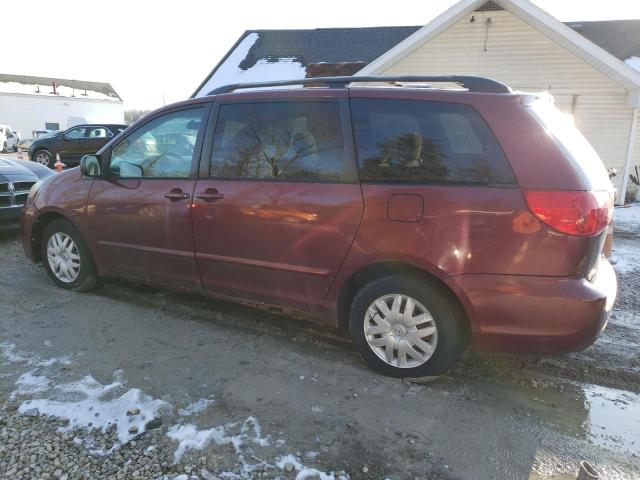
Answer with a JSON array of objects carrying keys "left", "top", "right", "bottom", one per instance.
[
  {"left": 41, "top": 219, "right": 97, "bottom": 292},
  {"left": 349, "top": 275, "right": 468, "bottom": 378}
]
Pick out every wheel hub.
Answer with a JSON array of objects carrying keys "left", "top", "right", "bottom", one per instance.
[
  {"left": 363, "top": 294, "right": 438, "bottom": 369},
  {"left": 393, "top": 324, "right": 407, "bottom": 337}
]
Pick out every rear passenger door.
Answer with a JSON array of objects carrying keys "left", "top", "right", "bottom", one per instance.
[
  {"left": 348, "top": 95, "right": 524, "bottom": 277},
  {"left": 83, "top": 126, "right": 113, "bottom": 156},
  {"left": 192, "top": 96, "right": 363, "bottom": 311}
]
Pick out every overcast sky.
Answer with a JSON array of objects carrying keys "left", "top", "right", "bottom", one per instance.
[{"left": 5, "top": 0, "right": 639, "bottom": 110}]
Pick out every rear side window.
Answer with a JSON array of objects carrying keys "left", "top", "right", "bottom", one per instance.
[
  {"left": 210, "top": 102, "right": 355, "bottom": 182},
  {"left": 350, "top": 98, "right": 515, "bottom": 185}
]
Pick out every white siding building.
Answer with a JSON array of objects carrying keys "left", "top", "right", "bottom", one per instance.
[
  {"left": 0, "top": 74, "right": 124, "bottom": 138},
  {"left": 357, "top": 0, "right": 640, "bottom": 202}
]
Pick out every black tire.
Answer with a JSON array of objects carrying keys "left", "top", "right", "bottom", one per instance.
[
  {"left": 40, "top": 219, "right": 98, "bottom": 292},
  {"left": 34, "top": 149, "right": 54, "bottom": 168},
  {"left": 349, "top": 274, "right": 469, "bottom": 378},
  {"left": 1, "top": 142, "right": 7, "bottom": 153}
]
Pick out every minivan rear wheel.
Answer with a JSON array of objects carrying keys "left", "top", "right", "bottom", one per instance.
[
  {"left": 41, "top": 219, "right": 98, "bottom": 292},
  {"left": 349, "top": 275, "right": 468, "bottom": 377}
]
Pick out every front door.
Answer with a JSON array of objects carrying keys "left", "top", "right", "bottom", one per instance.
[
  {"left": 87, "top": 106, "right": 208, "bottom": 289},
  {"left": 192, "top": 98, "right": 363, "bottom": 311},
  {"left": 58, "top": 126, "right": 89, "bottom": 163}
]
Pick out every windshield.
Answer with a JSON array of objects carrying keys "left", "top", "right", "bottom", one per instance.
[
  {"left": 528, "top": 100, "right": 612, "bottom": 191},
  {"left": 37, "top": 130, "right": 59, "bottom": 139}
]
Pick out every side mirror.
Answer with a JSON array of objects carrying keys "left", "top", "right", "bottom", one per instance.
[{"left": 80, "top": 155, "right": 102, "bottom": 177}]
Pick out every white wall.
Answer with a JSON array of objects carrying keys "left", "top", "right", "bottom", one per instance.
[
  {"left": 372, "top": 9, "right": 638, "bottom": 196},
  {"left": 0, "top": 93, "right": 124, "bottom": 138}
]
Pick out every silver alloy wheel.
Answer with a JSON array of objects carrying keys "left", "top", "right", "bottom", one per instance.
[
  {"left": 36, "top": 151, "right": 50, "bottom": 166},
  {"left": 364, "top": 294, "right": 438, "bottom": 368},
  {"left": 46, "top": 232, "right": 81, "bottom": 283}
]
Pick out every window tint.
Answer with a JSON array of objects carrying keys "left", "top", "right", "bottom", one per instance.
[
  {"left": 65, "top": 127, "right": 87, "bottom": 139},
  {"left": 351, "top": 99, "right": 515, "bottom": 184},
  {"left": 110, "top": 108, "right": 204, "bottom": 178},
  {"left": 210, "top": 102, "right": 354, "bottom": 182}
]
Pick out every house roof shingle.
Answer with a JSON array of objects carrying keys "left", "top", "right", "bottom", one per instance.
[
  {"left": 565, "top": 19, "right": 640, "bottom": 61},
  {"left": 237, "top": 26, "right": 422, "bottom": 70},
  {"left": 195, "top": 18, "right": 640, "bottom": 97}
]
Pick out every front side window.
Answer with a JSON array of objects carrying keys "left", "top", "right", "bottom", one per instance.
[
  {"left": 109, "top": 108, "right": 204, "bottom": 178},
  {"left": 210, "top": 102, "right": 353, "bottom": 182},
  {"left": 351, "top": 99, "right": 515, "bottom": 185},
  {"left": 65, "top": 127, "right": 87, "bottom": 139}
]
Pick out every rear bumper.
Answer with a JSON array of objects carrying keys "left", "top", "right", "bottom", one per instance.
[{"left": 447, "top": 258, "right": 617, "bottom": 354}]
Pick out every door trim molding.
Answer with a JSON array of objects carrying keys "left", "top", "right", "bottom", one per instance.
[
  {"left": 98, "top": 241, "right": 195, "bottom": 258},
  {"left": 195, "top": 252, "right": 330, "bottom": 277}
]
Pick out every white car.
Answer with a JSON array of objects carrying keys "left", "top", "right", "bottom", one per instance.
[{"left": 0, "top": 125, "right": 19, "bottom": 153}]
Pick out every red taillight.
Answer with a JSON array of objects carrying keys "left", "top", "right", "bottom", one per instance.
[{"left": 524, "top": 190, "right": 612, "bottom": 237}]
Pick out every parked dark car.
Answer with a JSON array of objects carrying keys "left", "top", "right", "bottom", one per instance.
[
  {"left": 29, "top": 124, "right": 127, "bottom": 168},
  {"left": 21, "top": 76, "right": 617, "bottom": 378},
  {"left": 0, "top": 156, "right": 52, "bottom": 229}
]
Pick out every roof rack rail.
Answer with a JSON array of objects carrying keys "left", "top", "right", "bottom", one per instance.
[{"left": 206, "top": 75, "right": 512, "bottom": 96}]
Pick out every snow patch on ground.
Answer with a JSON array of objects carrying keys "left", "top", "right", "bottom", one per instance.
[
  {"left": 611, "top": 204, "right": 640, "bottom": 274},
  {"left": 178, "top": 397, "right": 215, "bottom": 416},
  {"left": 18, "top": 374, "right": 169, "bottom": 455},
  {"left": 1, "top": 342, "right": 30, "bottom": 363},
  {"left": 276, "top": 454, "right": 349, "bottom": 480},
  {"left": 168, "top": 417, "right": 348, "bottom": 479},
  {"left": 1, "top": 341, "right": 71, "bottom": 367},
  {"left": 4, "top": 343, "right": 348, "bottom": 478},
  {"left": 614, "top": 203, "right": 640, "bottom": 236},
  {"left": 195, "top": 32, "right": 306, "bottom": 97},
  {"left": 12, "top": 370, "right": 51, "bottom": 398},
  {"left": 167, "top": 416, "right": 269, "bottom": 463},
  {"left": 611, "top": 239, "right": 640, "bottom": 274}
]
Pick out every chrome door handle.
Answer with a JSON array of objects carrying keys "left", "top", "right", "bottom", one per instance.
[
  {"left": 164, "top": 189, "right": 190, "bottom": 201},
  {"left": 196, "top": 189, "right": 224, "bottom": 202}
]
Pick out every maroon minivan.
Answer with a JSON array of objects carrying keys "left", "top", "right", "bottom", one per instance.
[{"left": 22, "top": 76, "right": 617, "bottom": 377}]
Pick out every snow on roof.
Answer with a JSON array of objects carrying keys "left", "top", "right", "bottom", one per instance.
[
  {"left": 0, "top": 74, "right": 121, "bottom": 102},
  {"left": 195, "top": 33, "right": 306, "bottom": 97},
  {"left": 626, "top": 57, "right": 640, "bottom": 73}
]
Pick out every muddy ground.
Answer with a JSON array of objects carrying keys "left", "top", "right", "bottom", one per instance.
[{"left": 1, "top": 228, "right": 639, "bottom": 480}]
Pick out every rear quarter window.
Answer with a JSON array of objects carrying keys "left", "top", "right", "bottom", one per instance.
[
  {"left": 528, "top": 101, "right": 612, "bottom": 191},
  {"left": 350, "top": 98, "right": 515, "bottom": 185}
]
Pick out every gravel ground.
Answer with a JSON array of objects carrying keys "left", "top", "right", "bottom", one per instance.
[{"left": 1, "top": 228, "right": 640, "bottom": 480}]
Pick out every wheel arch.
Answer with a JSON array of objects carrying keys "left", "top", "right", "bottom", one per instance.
[
  {"left": 30, "top": 211, "right": 79, "bottom": 262},
  {"left": 335, "top": 261, "right": 473, "bottom": 335}
]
